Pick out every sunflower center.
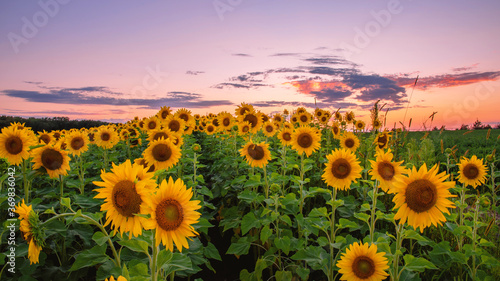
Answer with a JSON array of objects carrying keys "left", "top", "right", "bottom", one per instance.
[
  {"left": 156, "top": 199, "right": 184, "bottom": 231},
  {"left": 239, "top": 107, "right": 249, "bottom": 116},
  {"left": 5, "top": 136, "right": 23, "bottom": 154},
  {"left": 378, "top": 161, "right": 395, "bottom": 181},
  {"left": 377, "top": 135, "right": 387, "bottom": 148},
  {"left": 345, "top": 138, "right": 355, "bottom": 148},
  {"left": 266, "top": 125, "right": 274, "bottom": 133},
  {"left": 352, "top": 256, "right": 375, "bottom": 279},
  {"left": 463, "top": 164, "right": 479, "bottom": 180},
  {"left": 161, "top": 110, "right": 169, "bottom": 119},
  {"left": 70, "top": 137, "right": 84, "bottom": 150},
  {"left": 244, "top": 114, "right": 258, "bottom": 127},
  {"left": 152, "top": 144, "right": 172, "bottom": 161},
  {"left": 169, "top": 121, "right": 181, "bottom": 132},
  {"left": 242, "top": 126, "right": 249, "bottom": 133},
  {"left": 112, "top": 180, "right": 142, "bottom": 217},
  {"left": 331, "top": 158, "right": 351, "bottom": 179},
  {"left": 148, "top": 121, "right": 157, "bottom": 129},
  {"left": 41, "top": 148, "right": 63, "bottom": 170},
  {"left": 223, "top": 118, "right": 230, "bottom": 126},
  {"left": 300, "top": 115, "right": 308, "bottom": 122},
  {"left": 283, "top": 132, "right": 291, "bottom": 141},
  {"left": 153, "top": 132, "right": 168, "bottom": 141},
  {"left": 405, "top": 179, "right": 437, "bottom": 213},
  {"left": 212, "top": 118, "right": 220, "bottom": 127},
  {"left": 275, "top": 116, "right": 282, "bottom": 122},
  {"left": 333, "top": 127, "right": 339, "bottom": 135},
  {"left": 207, "top": 126, "right": 215, "bottom": 133},
  {"left": 248, "top": 145, "right": 265, "bottom": 160},
  {"left": 297, "top": 133, "right": 313, "bottom": 148},
  {"left": 101, "top": 132, "right": 110, "bottom": 141},
  {"left": 179, "top": 113, "right": 188, "bottom": 122},
  {"left": 40, "top": 134, "right": 50, "bottom": 144},
  {"left": 88, "top": 133, "right": 95, "bottom": 142}
]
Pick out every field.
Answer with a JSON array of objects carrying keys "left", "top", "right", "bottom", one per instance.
[{"left": 0, "top": 106, "right": 499, "bottom": 281}]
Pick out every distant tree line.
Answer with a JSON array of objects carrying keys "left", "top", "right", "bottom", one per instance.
[
  {"left": 0, "top": 116, "right": 110, "bottom": 133},
  {"left": 458, "top": 119, "right": 499, "bottom": 131}
]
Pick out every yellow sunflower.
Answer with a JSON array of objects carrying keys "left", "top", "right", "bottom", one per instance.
[
  {"left": 134, "top": 157, "right": 156, "bottom": 174},
  {"left": 339, "top": 132, "right": 360, "bottom": 152},
  {"left": 145, "top": 116, "right": 161, "bottom": 131},
  {"left": 148, "top": 128, "right": 174, "bottom": 143},
  {"left": 205, "top": 124, "right": 217, "bottom": 135},
  {"left": 262, "top": 121, "right": 277, "bottom": 137},
  {"left": 331, "top": 122, "right": 342, "bottom": 139},
  {"left": 291, "top": 126, "right": 321, "bottom": 157},
  {"left": 164, "top": 115, "right": 186, "bottom": 134},
  {"left": 31, "top": 145, "right": 71, "bottom": 178},
  {"left": 374, "top": 131, "right": 391, "bottom": 150},
  {"left": 283, "top": 122, "right": 293, "bottom": 129},
  {"left": 297, "top": 111, "right": 313, "bottom": 126},
  {"left": 157, "top": 106, "right": 172, "bottom": 121},
  {"left": 175, "top": 108, "right": 194, "bottom": 125},
  {"left": 314, "top": 108, "right": 323, "bottom": 119},
  {"left": 237, "top": 121, "right": 251, "bottom": 136},
  {"left": 143, "top": 177, "right": 201, "bottom": 252},
  {"left": 319, "top": 114, "right": 330, "bottom": 125},
  {"left": 235, "top": 102, "right": 254, "bottom": 117},
  {"left": 278, "top": 128, "right": 293, "bottom": 146},
  {"left": 238, "top": 111, "right": 262, "bottom": 134},
  {"left": 392, "top": 164, "right": 456, "bottom": 232},
  {"left": 322, "top": 148, "right": 362, "bottom": 190},
  {"left": 37, "top": 130, "right": 53, "bottom": 145},
  {"left": 0, "top": 126, "right": 35, "bottom": 165},
  {"left": 355, "top": 120, "right": 365, "bottom": 131},
  {"left": 337, "top": 242, "right": 389, "bottom": 281},
  {"left": 372, "top": 118, "right": 382, "bottom": 130},
  {"left": 369, "top": 149, "right": 406, "bottom": 192},
  {"left": 218, "top": 112, "right": 234, "bottom": 132},
  {"left": 457, "top": 155, "right": 487, "bottom": 188},
  {"left": 143, "top": 138, "right": 182, "bottom": 171},
  {"left": 93, "top": 160, "right": 156, "bottom": 238},
  {"left": 334, "top": 110, "right": 342, "bottom": 121},
  {"left": 239, "top": 141, "right": 272, "bottom": 168},
  {"left": 15, "top": 200, "right": 44, "bottom": 264},
  {"left": 290, "top": 113, "right": 299, "bottom": 124},
  {"left": 272, "top": 113, "right": 284, "bottom": 124},
  {"left": 105, "top": 276, "right": 127, "bottom": 281},
  {"left": 66, "top": 131, "right": 89, "bottom": 156},
  {"left": 296, "top": 106, "right": 307, "bottom": 114},
  {"left": 345, "top": 111, "right": 355, "bottom": 124},
  {"left": 95, "top": 127, "right": 120, "bottom": 149}
]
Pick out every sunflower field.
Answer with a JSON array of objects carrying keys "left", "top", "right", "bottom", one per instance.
[{"left": 1, "top": 103, "right": 499, "bottom": 281}]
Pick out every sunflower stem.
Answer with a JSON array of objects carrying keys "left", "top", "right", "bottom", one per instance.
[
  {"left": 369, "top": 180, "right": 379, "bottom": 243},
  {"left": 457, "top": 182, "right": 466, "bottom": 252},
  {"left": 102, "top": 148, "right": 108, "bottom": 170},
  {"left": 299, "top": 153, "right": 305, "bottom": 214},
  {"left": 281, "top": 144, "right": 287, "bottom": 194},
  {"left": 78, "top": 155, "right": 85, "bottom": 194},
  {"left": 263, "top": 165, "right": 269, "bottom": 199},
  {"left": 59, "top": 175, "right": 64, "bottom": 210},
  {"left": 328, "top": 187, "right": 337, "bottom": 281},
  {"left": 151, "top": 231, "right": 159, "bottom": 281},
  {"left": 392, "top": 223, "right": 404, "bottom": 281},
  {"left": 471, "top": 197, "right": 480, "bottom": 281},
  {"left": 22, "top": 159, "right": 29, "bottom": 203},
  {"left": 192, "top": 152, "right": 197, "bottom": 198}
]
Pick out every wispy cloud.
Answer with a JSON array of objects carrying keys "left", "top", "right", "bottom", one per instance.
[
  {"left": 388, "top": 71, "right": 500, "bottom": 90},
  {"left": 232, "top": 53, "right": 252, "bottom": 57},
  {"left": 452, "top": 63, "right": 479, "bottom": 72},
  {"left": 186, "top": 70, "right": 205, "bottom": 75}
]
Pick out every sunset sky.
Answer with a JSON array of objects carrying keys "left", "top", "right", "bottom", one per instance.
[{"left": 1, "top": 0, "right": 499, "bottom": 129}]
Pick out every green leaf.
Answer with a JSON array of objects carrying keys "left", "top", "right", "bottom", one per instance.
[
  {"left": 403, "top": 229, "right": 429, "bottom": 244},
  {"left": 296, "top": 267, "right": 310, "bottom": 280},
  {"left": 161, "top": 253, "right": 193, "bottom": 276},
  {"left": 241, "top": 212, "right": 260, "bottom": 235},
  {"left": 275, "top": 236, "right": 291, "bottom": 255},
  {"left": 275, "top": 270, "right": 293, "bottom": 281},
  {"left": 404, "top": 255, "right": 437, "bottom": 273},
  {"left": 193, "top": 217, "right": 213, "bottom": 235},
  {"left": 337, "top": 218, "right": 358, "bottom": 230},
  {"left": 280, "top": 215, "right": 292, "bottom": 226},
  {"left": 354, "top": 212, "right": 370, "bottom": 223},
  {"left": 60, "top": 197, "right": 71, "bottom": 209},
  {"left": 317, "top": 237, "right": 329, "bottom": 247},
  {"left": 309, "top": 207, "right": 328, "bottom": 217},
  {"left": 360, "top": 203, "right": 371, "bottom": 212},
  {"left": 204, "top": 242, "right": 222, "bottom": 261},
  {"left": 244, "top": 174, "right": 261, "bottom": 187},
  {"left": 260, "top": 225, "right": 272, "bottom": 243},
  {"left": 226, "top": 237, "right": 251, "bottom": 256},
  {"left": 128, "top": 262, "right": 149, "bottom": 278},
  {"left": 92, "top": 231, "right": 109, "bottom": 246},
  {"left": 69, "top": 244, "right": 110, "bottom": 271},
  {"left": 118, "top": 239, "right": 149, "bottom": 254}
]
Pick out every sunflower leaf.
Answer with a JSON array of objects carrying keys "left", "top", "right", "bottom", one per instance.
[
  {"left": 118, "top": 239, "right": 149, "bottom": 254},
  {"left": 241, "top": 212, "right": 260, "bottom": 235},
  {"left": 403, "top": 254, "right": 437, "bottom": 272}
]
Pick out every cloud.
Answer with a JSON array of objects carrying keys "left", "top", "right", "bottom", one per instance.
[
  {"left": 232, "top": 53, "right": 252, "bottom": 57},
  {"left": 269, "top": 53, "right": 302, "bottom": 57},
  {"left": 389, "top": 71, "right": 500, "bottom": 90},
  {"left": 452, "top": 63, "right": 479, "bottom": 72},
  {"left": 2, "top": 87, "right": 232, "bottom": 109},
  {"left": 302, "top": 55, "right": 356, "bottom": 66},
  {"left": 186, "top": 70, "right": 205, "bottom": 75}
]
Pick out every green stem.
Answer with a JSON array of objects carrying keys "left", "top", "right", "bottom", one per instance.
[
  {"left": 59, "top": 175, "right": 64, "bottom": 210},
  {"left": 264, "top": 165, "right": 269, "bottom": 199},
  {"left": 472, "top": 198, "right": 480, "bottom": 281},
  {"left": 193, "top": 152, "right": 197, "bottom": 198},
  {"left": 369, "top": 181, "right": 379, "bottom": 243},
  {"left": 151, "top": 230, "right": 159, "bottom": 281},
  {"left": 299, "top": 153, "right": 305, "bottom": 214},
  {"left": 103, "top": 148, "right": 108, "bottom": 170},
  {"left": 78, "top": 155, "right": 85, "bottom": 194},
  {"left": 392, "top": 223, "right": 404, "bottom": 281},
  {"left": 329, "top": 188, "right": 337, "bottom": 281},
  {"left": 457, "top": 183, "right": 466, "bottom": 252},
  {"left": 22, "top": 159, "right": 29, "bottom": 203}
]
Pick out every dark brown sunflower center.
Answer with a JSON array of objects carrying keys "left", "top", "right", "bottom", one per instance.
[
  {"left": 321, "top": 116, "right": 327, "bottom": 122},
  {"left": 377, "top": 135, "right": 387, "bottom": 148},
  {"left": 148, "top": 121, "right": 157, "bottom": 129},
  {"left": 248, "top": 145, "right": 265, "bottom": 160},
  {"left": 316, "top": 111, "right": 322, "bottom": 117},
  {"left": 405, "top": 179, "right": 437, "bottom": 213},
  {"left": 156, "top": 199, "right": 184, "bottom": 231},
  {"left": 130, "top": 139, "right": 139, "bottom": 146},
  {"left": 274, "top": 116, "right": 282, "bottom": 122},
  {"left": 297, "top": 133, "right": 313, "bottom": 148},
  {"left": 41, "top": 148, "right": 63, "bottom": 170},
  {"left": 153, "top": 132, "right": 168, "bottom": 141},
  {"left": 223, "top": 118, "right": 230, "bottom": 126},
  {"left": 345, "top": 138, "right": 355, "bottom": 148},
  {"left": 292, "top": 117, "right": 298, "bottom": 123},
  {"left": 378, "top": 161, "right": 395, "bottom": 181},
  {"left": 374, "top": 120, "right": 381, "bottom": 127},
  {"left": 70, "top": 137, "right": 84, "bottom": 150},
  {"left": 244, "top": 114, "right": 258, "bottom": 127},
  {"left": 242, "top": 126, "right": 249, "bottom": 133},
  {"left": 101, "top": 132, "right": 110, "bottom": 141},
  {"left": 152, "top": 143, "right": 172, "bottom": 161},
  {"left": 169, "top": 121, "right": 181, "bottom": 132},
  {"left": 5, "top": 136, "right": 23, "bottom": 154},
  {"left": 207, "top": 126, "right": 215, "bottom": 133},
  {"left": 53, "top": 132, "right": 61, "bottom": 140},
  {"left": 161, "top": 110, "right": 169, "bottom": 119},
  {"left": 352, "top": 256, "right": 375, "bottom": 279},
  {"left": 112, "top": 180, "right": 142, "bottom": 217},
  {"left": 179, "top": 113, "right": 189, "bottom": 122},
  {"left": 283, "top": 132, "right": 291, "bottom": 141},
  {"left": 265, "top": 125, "right": 274, "bottom": 133},
  {"left": 88, "top": 133, "right": 95, "bottom": 142},
  {"left": 333, "top": 127, "right": 339, "bottom": 135},
  {"left": 40, "top": 134, "right": 51, "bottom": 144},
  {"left": 463, "top": 164, "right": 479, "bottom": 180},
  {"left": 331, "top": 158, "right": 351, "bottom": 179},
  {"left": 239, "top": 107, "right": 249, "bottom": 116},
  {"left": 128, "top": 129, "right": 137, "bottom": 137},
  {"left": 300, "top": 115, "right": 308, "bottom": 123},
  {"left": 357, "top": 123, "right": 363, "bottom": 129}
]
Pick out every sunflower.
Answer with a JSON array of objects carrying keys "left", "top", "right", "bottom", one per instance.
[
  {"left": 392, "top": 164, "right": 456, "bottom": 232},
  {"left": 291, "top": 126, "right": 321, "bottom": 156},
  {"left": 372, "top": 118, "right": 382, "bottom": 130},
  {"left": 355, "top": 120, "right": 365, "bottom": 131},
  {"left": 374, "top": 131, "right": 391, "bottom": 150},
  {"left": 239, "top": 141, "right": 272, "bottom": 168},
  {"left": 278, "top": 128, "right": 293, "bottom": 146},
  {"left": 0, "top": 126, "right": 35, "bottom": 165},
  {"left": 93, "top": 160, "right": 156, "bottom": 237},
  {"left": 339, "top": 132, "right": 360, "bottom": 152},
  {"left": 66, "top": 131, "right": 89, "bottom": 156},
  {"left": 105, "top": 276, "right": 127, "bottom": 281},
  {"left": 457, "top": 155, "right": 487, "bottom": 188},
  {"left": 369, "top": 149, "right": 406, "bottom": 192},
  {"left": 165, "top": 115, "right": 186, "bottom": 134},
  {"left": 95, "top": 127, "right": 119, "bottom": 149},
  {"left": 261, "top": 113, "right": 270, "bottom": 123},
  {"left": 322, "top": 148, "right": 362, "bottom": 190},
  {"left": 262, "top": 121, "right": 277, "bottom": 137},
  {"left": 297, "top": 111, "right": 313, "bottom": 126},
  {"left": 157, "top": 106, "right": 172, "bottom": 121},
  {"left": 183, "top": 123, "right": 195, "bottom": 135},
  {"left": 272, "top": 113, "right": 284, "bottom": 124},
  {"left": 134, "top": 158, "right": 156, "bottom": 173},
  {"left": 31, "top": 145, "right": 71, "bottom": 178},
  {"left": 290, "top": 113, "right": 299, "bottom": 124},
  {"left": 38, "top": 130, "right": 53, "bottom": 145},
  {"left": 194, "top": 114, "right": 201, "bottom": 121},
  {"left": 205, "top": 124, "right": 217, "bottom": 135},
  {"left": 345, "top": 111, "right": 355, "bottom": 124},
  {"left": 337, "top": 242, "right": 389, "bottom": 281},
  {"left": 145, "top": 116, "right": 161, "bottom": 131},
  {"left": 296, "top": 107, "right": 307, "bottom": 114},
  {"left": 314, "top": 108, "right": 323, "bottom": 119},
  {"left": 237, "top": 121, "right": 251, "bottom": 136},
  {"left": 319, "top": 114, "right": 330, "bottom": 125},
  {"left": 148, "top": 128, "right": 174, "bottom": 142},
  {"left": 331, "top": 122, "right": 341, "bottom": 139},
  {"left": 143, "top": 138, "right": 181, "bottom": 171},
  {"left": 143, "top": 177, "right": 201, "bottom": 252},
  {"left": 334, "top": 110, "right": 342, "bottom": 121},
  {"left": 283, "top": 122, "right": 293, "bottom": 129},
  {"left": 235, "top": 102, "right": 254, "bottom": 117},
  {"left": 15, "top": 200, "right": 44, "bottom": 265},
  {"left": 238, "top": 111, "right": 262, "bottom": 134},
  {"left": 218, "top": 112, "right": 234, "bottom": 132},
  {"left": 175, "top": 108, "right": 194, "bottom": 125}
]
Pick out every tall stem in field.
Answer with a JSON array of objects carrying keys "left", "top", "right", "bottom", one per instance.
[
  {"left": 299, "top": 153, "right": 305, "bottom": 214},
  {"left": 328, "top": 188, "right": 337, "bottom": 281},
  {"left": 369, "top": 180, "right": 379, "bottom": 243}
]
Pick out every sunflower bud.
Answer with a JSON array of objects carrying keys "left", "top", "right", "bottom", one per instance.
[
  {"left": 486, "top": 154, "right": 494, "bottom": 163},
  {"left": 192, "top": 143, "right": 201, "bottom": 152},
  {"left": 445, "top": 148, "right": 452, "bottom": 154}
]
